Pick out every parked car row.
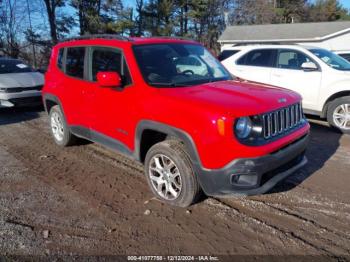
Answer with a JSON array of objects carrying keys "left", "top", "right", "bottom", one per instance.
[{"left": 220, "top": 44, "right": 350, "bottom": 134}]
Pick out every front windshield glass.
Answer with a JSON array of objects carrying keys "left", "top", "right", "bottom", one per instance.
[
  {"left": 0, "top": 59, "right": 34, "bottom": 74},
  {"left": 133, "top": 43, "right": 232, "bottom": 87},
  {"left": 309, "top": 48, "right": 350, "bottom": 71}
]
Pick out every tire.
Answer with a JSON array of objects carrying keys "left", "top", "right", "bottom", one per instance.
[
  {"left": 144, "top": 140, "right": 201, "bottom": 207},
  {"left": 49, "top": 105, "right": 77, "bottom": 146},
  {"left": 326, "top": 96, "right": 350, "bottom": 134}
]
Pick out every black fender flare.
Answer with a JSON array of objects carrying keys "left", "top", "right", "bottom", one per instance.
[
  {"left": 42, "top": 94, "right": 64, "bottom": 114},
  {"left": 134, "top": 120, "right": 202, "bottom": 168}
]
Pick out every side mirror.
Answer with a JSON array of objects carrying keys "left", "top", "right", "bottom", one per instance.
[
  {"left": 97, "top": 72, "right": 122, "bottom": 87},
  {"left": 301, "top": 62, "right": 318, "bottom": 71}
]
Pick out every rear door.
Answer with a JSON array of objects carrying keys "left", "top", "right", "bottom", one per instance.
[
  {"left": 233, "top": 49, "right": 276, "bottom": 84},
  {"left": 60, "top": 46, "right": 92, "bottom": 128},
  {"left": 270, "top": 49, "right": 322, "bottom": 109}
]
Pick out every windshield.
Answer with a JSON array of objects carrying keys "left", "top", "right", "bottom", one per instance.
[
  {"left": 0, "top": 59, "right": 34, "bottom": 74},
  {"left": 133, "top": 43, "right": 232, "bottom": 87},
  {"left": 309, "top": 49, "right": 350, "bottom": 71}
]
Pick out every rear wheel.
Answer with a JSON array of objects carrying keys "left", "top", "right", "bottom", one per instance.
[
  {"left": 327, "top": 96, "right": 350, "bottom": 134},
  {"left": 49, "top": 105, "right": 77, "bottom": 146},
  {"left": 144, "top": 140, "right": 201, "bottom": 207}
]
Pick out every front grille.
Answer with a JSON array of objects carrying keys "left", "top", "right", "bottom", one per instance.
[
  {"left": 8, "top": 96, "right": 42, "bottom": 106},
  {"left": 0, "top": 85, "right": 43, "bottom": 93},
  {"left": 262, "top": 103, "right": 304, "bottom": 139}
]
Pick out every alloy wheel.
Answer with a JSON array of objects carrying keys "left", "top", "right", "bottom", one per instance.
[
  {"left": 333, "top": 104, "right": 350, "bottom": 130},
  {"left": 148, "top": 154, "right": 182, "bottom": 200},
  {"left": 51, "top": 111, "right": 64, "bottom": 141}
]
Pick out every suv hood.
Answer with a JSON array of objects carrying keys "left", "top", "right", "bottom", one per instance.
[
  {"left": 158, "top": 80, "right": 301, "bottom": 117},
  {"left": 0, "top": 72, "right": 44, "bottom": 88}
]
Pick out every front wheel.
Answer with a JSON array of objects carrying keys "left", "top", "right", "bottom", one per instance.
[
  {"left": 327, "top": 97, "right": 350, "bottom": 134},
  {"left": 144, "top": 140, "right": 201, "bottom": 207}
]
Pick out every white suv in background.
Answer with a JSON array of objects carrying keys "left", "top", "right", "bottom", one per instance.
[{"left": 220, "top": 45, "right": 350, "bottom": 134}]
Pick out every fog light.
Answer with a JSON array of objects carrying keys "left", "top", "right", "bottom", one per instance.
[{"left": 0, "top": 100, "right": 14, "bottom": 107}]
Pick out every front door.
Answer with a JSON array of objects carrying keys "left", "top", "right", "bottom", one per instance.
[
  {"left": 270, "top": 49, "right": 322, "bottom": 110},
  {"left": 233, "top": 49, "right": 276, "bottom": 84},
  {"left": 84, "top": 46, "right": 136, "bottom": 151}
]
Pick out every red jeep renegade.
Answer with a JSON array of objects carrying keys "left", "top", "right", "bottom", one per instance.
[{"left": 43, "top": 35, "right": 310, "bottom": 207}]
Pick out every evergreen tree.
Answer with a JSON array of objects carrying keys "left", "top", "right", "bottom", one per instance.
[{"left": 309, "top": 0, "right": 350, "bottom": 22}]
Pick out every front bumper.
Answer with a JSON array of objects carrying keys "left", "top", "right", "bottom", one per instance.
[
  {"left": 196, "top": 133, "right": 309, "bottom": 197},
  {"left": 0, "top": 91, "right": 42, "bottom": 108}
]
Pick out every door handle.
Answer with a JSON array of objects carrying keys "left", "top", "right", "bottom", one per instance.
[{"left": 272, "top": 73, "right": 281, "bottom": 77}]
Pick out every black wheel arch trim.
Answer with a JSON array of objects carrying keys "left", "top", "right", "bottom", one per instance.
[
  {"left": 43, "top": 94, "right": 64, "bottom": 114},
  {"left": 43, "top": 94, "right": 71, "bottom": 130},
  {"left": 134, "top": 120, "right": 202, "bottom": 167}
]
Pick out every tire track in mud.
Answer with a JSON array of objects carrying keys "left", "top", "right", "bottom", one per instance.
[
  {"left": 212, "top": 197, "right": 350, "bottom": 256},
  {"left": 204, "top": 198, "right": 329, "bottom": 254},
  {"left": 250, "top": 198, "right": 350, "bottom": 241}
]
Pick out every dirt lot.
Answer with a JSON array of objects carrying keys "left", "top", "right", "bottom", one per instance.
[{"left": 0, "top": 107, "right": 349, "bottom": 259}]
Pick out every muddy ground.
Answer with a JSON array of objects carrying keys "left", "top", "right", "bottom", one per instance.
[{"left": 0, "top": 107, "right": 349, "bottom": 259}]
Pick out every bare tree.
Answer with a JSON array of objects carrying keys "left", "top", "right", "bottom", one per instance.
[
  {"left": 0, "top": 0, "right": 27, "bottom": 58},
  {"left": 42, "top": 0, "right": 62, "bottom": 43},
  {"left": 135, "top": 0, "right": 144, "bottom": 36}
]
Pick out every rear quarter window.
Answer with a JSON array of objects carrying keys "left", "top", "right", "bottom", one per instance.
[{"left": 57, "top": 48, "right": 65, "bottom": 70}]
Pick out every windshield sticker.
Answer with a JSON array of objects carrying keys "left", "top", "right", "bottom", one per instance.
[
  {"left": 16, "top": 64, "right": 28, "bottom": 69},
  {"left": 321, "top": 57, "right": 331, "bottom": 63}
]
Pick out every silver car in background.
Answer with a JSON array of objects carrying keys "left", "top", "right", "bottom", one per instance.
[{"left": 0, "top": 58, "right": 44, "bottom": 108}]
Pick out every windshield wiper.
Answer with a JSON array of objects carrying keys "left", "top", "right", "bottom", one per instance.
[{"left": 150, "top": 82, "right": 193, "bottom": 87}]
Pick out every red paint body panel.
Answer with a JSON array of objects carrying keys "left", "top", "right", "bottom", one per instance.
[{"left": 43, "top": 38, "right": 310, "bottom": 170}]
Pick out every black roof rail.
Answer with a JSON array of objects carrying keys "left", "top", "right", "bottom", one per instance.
[
  {"left": 232, "top": 42, "right": 284, "bottom": 46},
  {"left": 61, "top": 34, "right": 132, "bottom": 43},
  {"left": 150, "top": 36, "right": 194, "bottom": 41},
  {"left": 231, "top": 42, "right": 303, "bottom": 47}
]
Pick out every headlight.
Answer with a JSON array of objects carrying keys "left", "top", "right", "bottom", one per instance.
[{"left": 235, "top": 117, "right": 252, "bottom": 139}]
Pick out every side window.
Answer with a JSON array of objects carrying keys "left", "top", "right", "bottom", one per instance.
[
  {"left": 122, "top": 59, "right": 132, "bottom": 85},
  {"left": 66, "top": 47, "right": 85, "bottom": 79},
  {"left": 91, "top": 47, "right": 132, "bottom": 85},
  {"left": 276, "top": 49, "right": 311, "bottom": 70},
  {"left": 57, "top": 48, "right": 64, "bottom": 70},
  {"left": 218, "top": 50, "right": 239, "bottom": 61},
  {"left": 339, "top": 53, "right": 350, "bottom": 62},
  {"left": 237, "top": 49, "right": 275, "bottom": 67}
]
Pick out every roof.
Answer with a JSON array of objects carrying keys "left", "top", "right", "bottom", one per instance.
[
  {"left": 60, "top": 35, "right": 197, "bottom": 46},
  {"left": 222, "top": 44, "right": 322, "bottom": 50},
  {"left": 219, "top": 21, "right": 350, "bottom": 44}
]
